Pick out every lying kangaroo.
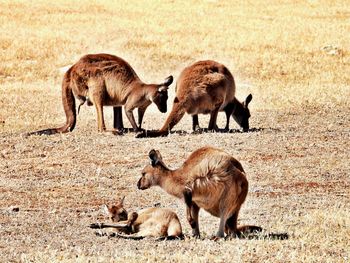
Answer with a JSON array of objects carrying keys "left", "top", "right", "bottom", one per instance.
[
  {"left": 137, "top": 147, "right": 262, "bottom": 238},
  {"left": 136, "top": 60, "right": 252, "bottom": 138},
  {"left": 28, "top": 53, "right": 173, "bottom": 135},
  {"left": 90, "top": 196, "right": 183, "bottom": 240}
]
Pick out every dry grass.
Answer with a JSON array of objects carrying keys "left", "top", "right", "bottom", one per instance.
[{"left": 0, "top": 0, "right": 349, "bottom": 262}]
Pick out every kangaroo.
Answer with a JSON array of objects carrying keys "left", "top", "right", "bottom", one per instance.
[
  {"left": 137, "top": 147, "right": 262, "bottom": 239},
  {"left": 90, "top": 196, "right": 183, "bottom": 240},
  {"left": 28, "top": 53, "right": 173, "bottom": 135},
  {"left": 136, "top": 60, "right": 252, "bottom": 138}
]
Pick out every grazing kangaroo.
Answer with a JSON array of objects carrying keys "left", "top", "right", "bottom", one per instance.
[
  {"left": 137, "top": 147, "right": 262, "bottom": 239},
  {"left": 90, "top": 196, "right": 183, "bottom": 240},
  {"left": 136, "top": 60, "right": 252, "bottom": 138},
  {"left": 28, "top": 53, "right": 173, "bottom": 135}
]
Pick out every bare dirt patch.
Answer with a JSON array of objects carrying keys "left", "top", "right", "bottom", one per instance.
[{"left": 1, "top": 106, "right": 349, "bottom": 262}]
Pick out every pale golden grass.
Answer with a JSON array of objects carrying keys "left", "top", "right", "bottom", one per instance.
[
  {"left": 1, "top": 0, "right": 349, "bottom": 115},
  {"left": 0, "top": 0, "right": 349, "bottom": 262}
]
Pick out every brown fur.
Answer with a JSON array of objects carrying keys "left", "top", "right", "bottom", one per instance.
[
  {"left": 136, "top": 60, "right": 252, "bottom": 138},
  {"left": 90, "top": 196, "right": 183, "bottom": 239},
  {"left": 28, "top": 54, "right": 173, "bottom": 136},
  {"left": 137, "top": 146, "right": 261, "bottom": 238}
]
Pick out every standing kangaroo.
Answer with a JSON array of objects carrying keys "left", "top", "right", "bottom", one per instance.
[
  {"left": 90, "top": 196, "right": 183, "bottom": 240},
  {"left": 136, "top": 60, "right": 252, "bottom": 138},
  {"left": 137, "top": 147, "right": 262, "bottom": 238},
  {"left": 28, "top": 54, "right": 173, "bottom": 135}
]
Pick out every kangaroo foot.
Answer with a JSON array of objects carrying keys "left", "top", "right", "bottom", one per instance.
[{"left": 105, "top": 129, "right": 123, "bottom": 135}]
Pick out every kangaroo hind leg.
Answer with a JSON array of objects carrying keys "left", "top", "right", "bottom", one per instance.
[
  {"left": 167, "top": 217, "right": 183, "bottom": 239},
  {"left": 208, "top": 104, "right": 221, "bottom": 131}
]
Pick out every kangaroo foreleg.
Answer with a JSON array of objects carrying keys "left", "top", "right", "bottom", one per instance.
[
  {"left": 137, "top": 107, "right": 148, "bottom": 130},
  {"left": 125, "top": 108, "right": 140, "bottom": 132},
  {"left": 183, "top": 188, "right": 194, "bottom": 230},
  {"left": 89, "top": 222, "right": 130, "bottom": 230},
  {"left": 159, "top": 98, "right": 186, "bottom": 133},
  {"left": 190, "top": 204, "right": 200, "bottom": 238},
  {"left": 223, "top": 103, "right": 235, "bottom": 131},
  {"left": 183, "top": 187, "right": 200, "bottom": 238}
]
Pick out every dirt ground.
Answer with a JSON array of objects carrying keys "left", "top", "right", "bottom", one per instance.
[{"left": 0, "top": 103, "right": 349, "bottom": 262}]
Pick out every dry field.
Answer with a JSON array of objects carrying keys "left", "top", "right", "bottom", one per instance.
[{"left": 0, "top": 0, "right": 349, "bottom": 262}]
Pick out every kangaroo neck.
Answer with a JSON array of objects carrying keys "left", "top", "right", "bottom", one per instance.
[
  {"left": 121, "top": 80, "right": 148, "bottom": 100},
  {"left": 158, "top": 169, "right": 186, "bottom": 200},
  {"left": 232, "top": 97, "right": 243, "bottom": 111}
]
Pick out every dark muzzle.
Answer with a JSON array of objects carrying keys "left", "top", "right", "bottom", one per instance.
[{"left": 137, "top": 179, "right": 142, "bottom": 189}]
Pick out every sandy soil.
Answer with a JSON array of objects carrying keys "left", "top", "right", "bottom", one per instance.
[{"left": 1, "top": 104, "right": 349, "bottom": 262}]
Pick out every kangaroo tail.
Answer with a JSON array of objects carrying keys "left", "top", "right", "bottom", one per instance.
[
  {"left": 237, "top": 225, "right": 263, "bottom": 234},
  {"left": 57, "top": 67, "right": 76, "bottom": 132},
  {"left": 235, "top": 225, "right": 288, "bottom": 240},
  {"left": 113, "top": 233, "right": 145, "bottom": 240},
  {"left": 26, "top": 67, "right": 76, "bottom": 136}
]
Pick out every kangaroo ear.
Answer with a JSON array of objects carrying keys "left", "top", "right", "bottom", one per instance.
[
  {"left": 120, "top": 196, "right": 125, "bottom": 204},
  {"left": 158, "top": 86, "right": 168, "bottom": 92},
  {"left": 102, "top": 204, "right": 110, "bottom": 215},
  {"left": 245, "top": 94, "right": 252, "bottom": 106},
  {"left": 149, "top": 149, "right": 162, "bottom": 166},
  {"left": 162, "top": 75, "right": 173, "bottom": 87}
]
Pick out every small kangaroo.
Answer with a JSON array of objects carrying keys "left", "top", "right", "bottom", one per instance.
[
  {"left": 136, "top": 60, "right": 252, "bottom": 138},
  {"left": 90, "top": 196, "right": 183, "bottom": 240},
  {"left": 137, "top": 147, "right": 262, "bottom": 238},
  {"left": 28, "top": 54, "right": 173, "bottom": 135}
]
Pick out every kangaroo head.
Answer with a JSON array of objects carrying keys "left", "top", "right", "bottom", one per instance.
[
  {"left": 151, "top": 75, "right": 173, "bottom": 113},
  {"left": 137, "top": 149, "right": 168, "bottom": 190},
  {"left": 102, "top": 196, "right": 128, "bottom": 222},
  {"left": 232, "top": 94, "right": 252, "bottom": 132}
]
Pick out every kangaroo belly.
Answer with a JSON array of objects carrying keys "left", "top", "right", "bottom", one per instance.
[
  {"left": 193, "top": 197, "right": 221, "bottom": 217},
  {"left": 184, "top": 85, "right": 227, "bottom": 115},
  {"left": 191, "top": 184, "right": 224, "bottom": 217},
  {"left": 187, "top": 105, "right": 216, "bottom": 115},
  {"left": 186, "top": 97, "right": 222, "bottom": 115},
  {"left": 87, "top": 77, "right": 128, "bottom": 106}
]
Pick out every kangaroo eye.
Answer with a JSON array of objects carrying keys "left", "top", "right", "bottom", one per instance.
[{"left": 142, "top": 172, "right": 146, "bottom": 177}]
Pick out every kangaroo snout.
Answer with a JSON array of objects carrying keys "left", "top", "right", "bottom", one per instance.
[{"left": 137, "top": 178, "right": 143, "bottom": 190}]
